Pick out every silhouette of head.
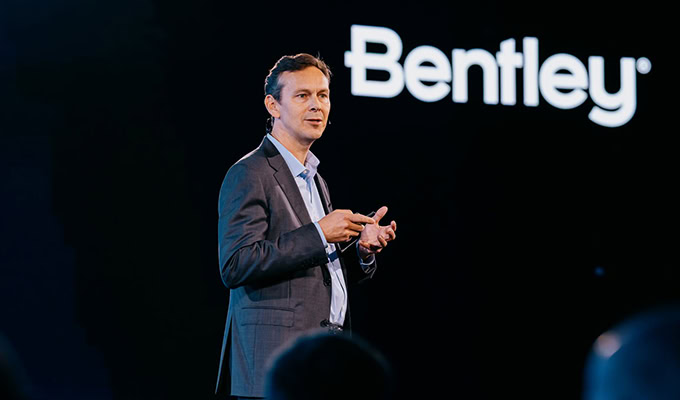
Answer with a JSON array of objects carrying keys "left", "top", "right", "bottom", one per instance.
[
  {"left": 265, "top": 332, "right": 393, "bottom": 400},
  {"left": 583, "top": 305, "right": 680, "bottom": 400},
  {"left": 0, "top": 333, "right": 30, "bottom": 400}
]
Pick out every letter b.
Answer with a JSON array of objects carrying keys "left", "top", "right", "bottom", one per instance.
[{"left": 344, "top": 25, "right": 405, "bottom": 98}]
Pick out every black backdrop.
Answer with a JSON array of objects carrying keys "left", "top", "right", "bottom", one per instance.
[{"left": 1, "top": 1, "right": 677, "bottom": 399}]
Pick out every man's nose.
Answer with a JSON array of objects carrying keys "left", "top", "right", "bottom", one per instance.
[{"left": 309, "top": 95, "right": 322, "bottom": 111}]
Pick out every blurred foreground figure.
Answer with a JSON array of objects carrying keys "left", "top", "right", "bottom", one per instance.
[
  {"left": 0, "top": 333, "right": 30, "bottom": 400},
  {"left": 583, "top": 305, "right": 680, "bottom": 400},
  {"left": 265, "top": 332, "right": 393, "bottom": 400}
]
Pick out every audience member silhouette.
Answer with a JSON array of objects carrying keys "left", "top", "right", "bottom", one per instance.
[
  {"left": 265, "top": 332, "right": 393, "bottom": 400},
  {"left": 0, "top": 333, "right": 30, "bottom": 400},
  {"left": 583, "top": 305, "right": 680, "bottom": 400}
]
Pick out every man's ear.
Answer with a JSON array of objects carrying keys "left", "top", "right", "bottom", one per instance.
[{"left": 264, "top": 94, "right": 280, "bottom": 118}]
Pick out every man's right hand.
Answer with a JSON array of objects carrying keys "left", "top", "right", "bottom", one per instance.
[{"left": 318, "top": 210, "right": 376, "bottom": 243}]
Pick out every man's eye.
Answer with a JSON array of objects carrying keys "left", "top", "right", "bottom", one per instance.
[{"left": 297, "top": 93, "right": 307, "bottom": 98}]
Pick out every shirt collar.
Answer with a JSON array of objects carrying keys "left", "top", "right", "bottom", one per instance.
[{"left": 267, "top": 134, "right": 320, "bottom": 180}]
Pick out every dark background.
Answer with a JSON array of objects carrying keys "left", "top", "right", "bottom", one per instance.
[{"left": 1, "top": 1, "right": 677, "bottom": 399}]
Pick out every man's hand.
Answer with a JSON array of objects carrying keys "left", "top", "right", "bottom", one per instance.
[
  {"left": 358, "top": 206, "right": 397, "bottom": 258},
  {"left": 318, "top": 210, "right": 376, "bottom": 243}
]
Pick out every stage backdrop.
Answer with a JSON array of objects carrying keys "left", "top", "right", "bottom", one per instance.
[{"left": 1, "top": 1, "right": 677, "bottom": 399}]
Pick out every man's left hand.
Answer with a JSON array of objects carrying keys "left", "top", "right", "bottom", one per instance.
[{"left": 358, "top": 206, "right": 396, "bottom": 259}]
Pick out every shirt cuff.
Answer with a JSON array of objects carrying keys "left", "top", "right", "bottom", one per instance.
[
  {"left": 356, "top": 241, "right": 375, "bottom": 272},
  {"left": 313, "top": 221, "right": 329, "bottom": 249}
]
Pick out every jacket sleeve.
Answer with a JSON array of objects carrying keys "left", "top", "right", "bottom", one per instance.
[{"left": 218, "top": 163, "right": 329, "bottom": 289}]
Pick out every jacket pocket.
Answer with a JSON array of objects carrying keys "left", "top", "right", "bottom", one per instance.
[{"left": 239, "top": 306, "right": 295, "bottom": 327}]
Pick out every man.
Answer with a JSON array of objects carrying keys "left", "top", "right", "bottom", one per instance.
[{"left": 215, "top": 53, "right": 397, "bottom": 399}]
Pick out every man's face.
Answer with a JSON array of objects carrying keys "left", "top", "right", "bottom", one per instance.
[{"left": 269, "top": 66, "right": 330, "bottom": 144}]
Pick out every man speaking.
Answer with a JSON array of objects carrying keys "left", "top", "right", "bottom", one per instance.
[{"left": 215, "top": 53, "right": 397, "bottom": 399}]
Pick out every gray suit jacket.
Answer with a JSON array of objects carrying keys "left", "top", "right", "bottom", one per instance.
[{"left": 215, "top": 136, "right": 376, "bottom": 397}]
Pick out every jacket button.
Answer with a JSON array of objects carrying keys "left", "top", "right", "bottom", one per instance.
[{"left": 323, "top": 279, "right": 331, "bottom": 286}]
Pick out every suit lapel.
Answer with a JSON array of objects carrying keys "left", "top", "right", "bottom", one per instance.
[
  {"left": 314, "top": 173, "right": 333, "bottom": 214},
  {"left": 315, "top": 173, "right": 350, "bottom": 289},
  {"left": 262, "top": 136, "right": 334, "bottom": 290},
  {"left": 263, "top": 136, "right": 313, "bottom": 227}
]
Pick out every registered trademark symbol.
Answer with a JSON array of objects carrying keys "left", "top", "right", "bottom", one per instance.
[{"left": 636, "top": 57, "right": 651, "bottom": 74}]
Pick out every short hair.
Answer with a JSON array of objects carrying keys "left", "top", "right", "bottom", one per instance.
[
  {"left": 264, "top": 53, "right": 332, "bottom": 101},
  {"left": 265, "top": 332, "right": 393, "bottom": 400},
  {"left": 583, "top": 305, "right": 680, "bottom": 400}
]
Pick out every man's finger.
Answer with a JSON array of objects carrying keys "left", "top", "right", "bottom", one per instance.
[
  {"left": 378, "top": 235, "right": 388, "bottom": 247},
  {"left": 359, "top": 241, "right": 378, "bottom": 252},
  {"left": 343, "top": 232, "right": 358, "bottom": 241},
  {"left": 391, "top": 220, "right": 397, "bottom": 231},
  {"left": 384, "top": 228, "right": 396, "bottom": 241},
  {"left": 373, "top": 206, "right": 388, "bottom": 223},
  {"left": 349, "top": 213, "right": 375, "bottom": 225},
  {"left": 347, "top": 221, "right": 365, "bottom": 232},
  {"left": 360, "top": 240, "right": 382, "bottom": 253}
]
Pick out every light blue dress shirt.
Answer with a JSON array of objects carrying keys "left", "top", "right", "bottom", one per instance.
[{"left": 267, "top": 134, "right": 373, "bottom": 326}]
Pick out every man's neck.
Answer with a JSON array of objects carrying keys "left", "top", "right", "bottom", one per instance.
[{"left": 270, "top": 129, "right": 312, "bottom": 166}]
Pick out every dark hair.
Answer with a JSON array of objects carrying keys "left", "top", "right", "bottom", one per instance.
[
  {"left": 264, "top": 53, "right": 332, "bottom": 101},
  {"left": 265, "top": 332, "right": 393, "bottom": 400},
  {"left": 583, "top": 305, "right": 680, "bottom": 400}
]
